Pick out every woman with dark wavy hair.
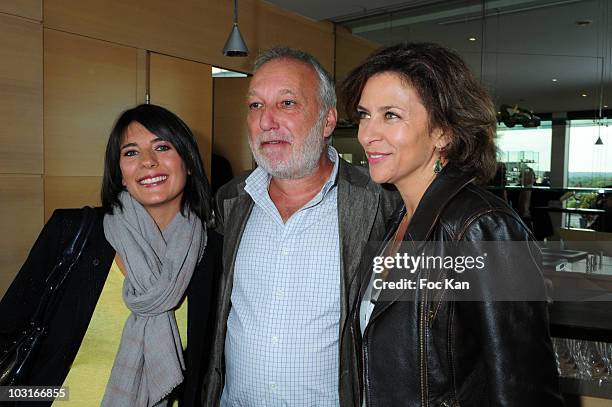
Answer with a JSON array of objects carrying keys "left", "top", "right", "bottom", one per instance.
[
  {"left": 341, "top": 43, "right": 562, "bottom": 406},
  {"left": 0, "top": 104, "right": 220, "bottom": 406}
]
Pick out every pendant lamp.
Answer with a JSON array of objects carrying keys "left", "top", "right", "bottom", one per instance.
[{"left": 223, "top": 0, "right": 248, "bottom": 57}]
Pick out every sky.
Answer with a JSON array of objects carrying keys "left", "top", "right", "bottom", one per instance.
[{"left": 567, "top": 122, "right": 611, "bottom": 173}]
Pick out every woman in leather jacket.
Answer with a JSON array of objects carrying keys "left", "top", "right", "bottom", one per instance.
[{"left": 341, "top": 43, "right": 563, "bottom": 406}]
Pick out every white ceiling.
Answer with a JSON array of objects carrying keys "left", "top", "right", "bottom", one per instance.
[{"left": 265, "top": 0, "right": 612, "bottom": 114}]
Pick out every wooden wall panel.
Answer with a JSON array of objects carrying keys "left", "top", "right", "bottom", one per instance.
[
  {"left": 44, "top": 29, "right": 137, "bottom": 177},
  {"left": 136, "top": 49, "right": 148, "bottom": 105},
  {"left": 248, "top": 1, "right": 333, "bottom": 72},
  {"left": 149, "top": 53, "right": 213, "bottom": 177},
  {"left": 43, "top": 0, "right": 334, "bottom": 74},
  {"left": 334, "top": 26, "right": 379, "bottom": 83},
  {"left": 334, "top": 26, "right": 380, "bottom": 120},
  {"left": 213, "top": 77, "right": 253, "bottom": 175},
  {"left": 0, "top": 0, "right": 42, "bottom": 21},
  {"left": 44, "top": 176, "right": 102, "bottom": 221},
  {"left": 0, "top": 175, "right": 43, "bottom": 297},
  {"left": 0, "top": 14, "right": 42, "bottom": 174}
]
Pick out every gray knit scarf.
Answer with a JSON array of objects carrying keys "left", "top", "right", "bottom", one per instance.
[{"left": 101, "top": 191, "right": 206, "bottom": 407}]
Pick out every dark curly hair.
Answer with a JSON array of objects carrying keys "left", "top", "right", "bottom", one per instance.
[
  {"left": 101, "top": 104, "right": 212, "bottom": 224},
  {"left": 341, "top": 42, "right": 497, "bottom": 184}
]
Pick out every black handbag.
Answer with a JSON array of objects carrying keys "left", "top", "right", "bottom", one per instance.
[{"left": 0, "top": 207, "right": 97, "bottom": 385}]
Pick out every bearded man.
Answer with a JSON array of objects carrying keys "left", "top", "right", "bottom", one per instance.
[{"left": 202, "top": 47, "right": 400, "bottom": 407}]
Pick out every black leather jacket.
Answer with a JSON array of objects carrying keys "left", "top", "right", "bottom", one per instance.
[{"left": 352, "top": 166, "right": 563, "bottom": 407}]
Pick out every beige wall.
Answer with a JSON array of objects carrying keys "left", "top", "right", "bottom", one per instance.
[
  {"left": 0, "top": 0, "right": 41, "bottom": 21},
  {"left": 0, "top": 0, "right": 380, "bottom": 296},
  {"left": 43, "top": 0, "right": 334, "bottom": 75},
  {"left": 0, "top": 10, "right": 43, "bottom": 297},
  {"left": 335, "top": 26, "right": 380, "bottom": 121},
  {"left": 335, "top": 26, "right": 379, "bottom": 83},
  {"left": 0, "top": 176, "right": 43, "bottom": 297},
  {"left": 0, "top": 14, "right": 42, "bottom": 175},
  {"left": 213, "top": 77, "right": 253, "bottom": 175},
  {"left": 44, "top": 29, "right": 138, "bottom": 178},
  {"left": 43, "top": 29, "right": 138, "bottom": 220}
]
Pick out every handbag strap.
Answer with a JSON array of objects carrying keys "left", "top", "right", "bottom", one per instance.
[{"left": 30, "top": 207, "right": 97, "bottom": 325}]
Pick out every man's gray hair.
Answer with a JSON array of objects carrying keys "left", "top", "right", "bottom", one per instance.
[{"left": 254, "top": 47, "right": 337, "bottom": 117}]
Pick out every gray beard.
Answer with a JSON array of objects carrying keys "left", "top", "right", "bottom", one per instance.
[{"left": 250, "top": 117, "right": 327, "bottom": 180}]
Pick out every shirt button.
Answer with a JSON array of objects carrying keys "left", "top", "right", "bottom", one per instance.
[
  {"left": 275, "top": 289, "right": 284, "bottom": 299},
  {"left": 92, "top": 258, "right": 100, "bottom": 266},
  {"left": 281, "top": 248, "right": 289, "bottom": 256},
  {"left": 270, "top": 382, "right": 277, "bottom": 392},
  {"left": 271, "top": 335, "right": 279, "bottom": 344}
]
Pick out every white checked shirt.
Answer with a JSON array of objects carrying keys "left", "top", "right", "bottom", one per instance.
[{"left": 220, "top": 146, "right": 341, "bottom": 407}]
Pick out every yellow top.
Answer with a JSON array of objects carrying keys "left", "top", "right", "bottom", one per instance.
[{"left": 53, "top": 260, "right": 188, "bottom": 406}]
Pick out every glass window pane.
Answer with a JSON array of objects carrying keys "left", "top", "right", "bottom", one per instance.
[
  {"left": 568, "top": 120, "right": 612, "bottom": 187},
  {"left": 496, "top": 122, "right": 552, "bottom": 186}
]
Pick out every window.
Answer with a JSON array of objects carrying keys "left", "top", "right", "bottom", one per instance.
[
  {"left": 495, "top": 122, "right": 552, "bottom": 186},
  {"left": 568, "top": 120, "right": 612, "bottom": 188}
]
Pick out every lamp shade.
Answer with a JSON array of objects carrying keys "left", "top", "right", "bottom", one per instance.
[{"left": 223, "top": 23, "right": 248, "bottom": 57}]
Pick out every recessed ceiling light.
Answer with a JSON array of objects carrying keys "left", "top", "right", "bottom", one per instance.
[
  {"left": 605, "top": 105, "right": 609, "bottom": 108},
  {"left": 468, "top": 37, "right": 477, "bottom": 41},
  {"left": 581, "top": 93, "right": 588, "bottom": 97},
  {"left": 575, "top": 20, "right": 593, "bottom": 26},
  {"left": 552, "top": 78, "right": 558, "bottom": 82}
]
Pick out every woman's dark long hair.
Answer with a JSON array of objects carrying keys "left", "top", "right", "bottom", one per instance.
[{"left": 101, "top": 104, "right": 213, "bottom": 224}]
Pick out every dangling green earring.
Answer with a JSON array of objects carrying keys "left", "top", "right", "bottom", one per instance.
[{"left": 434, "top": 158, "right": 443, "bottom": 174}]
